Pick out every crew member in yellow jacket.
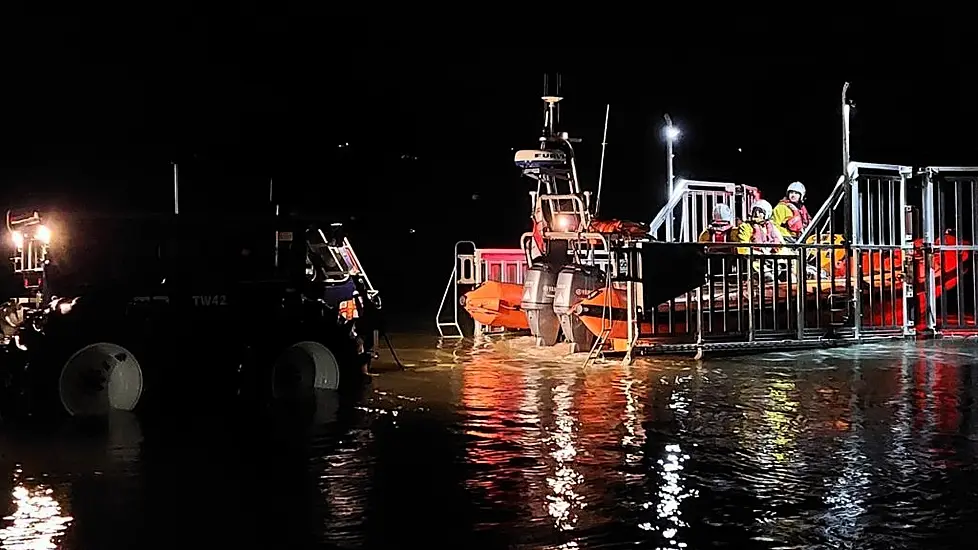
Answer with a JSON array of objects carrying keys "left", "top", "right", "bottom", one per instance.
[{"left": 771, "top": 181, "right": 811, "bottom": 242}]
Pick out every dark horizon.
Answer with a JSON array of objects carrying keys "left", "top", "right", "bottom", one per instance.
[{"left": 3, "top": 18, "right": 977, "bottom": 320}]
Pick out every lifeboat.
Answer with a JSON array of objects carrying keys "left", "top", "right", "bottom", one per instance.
[
  {"left": 575, "top": 287, "right": 651, "bottom": 342},
  {"left": 461, "top": 280, "right": 529, "bottom": 331},
  {"left": 587, "top": 219, "right": 648, "bottom": 239}
]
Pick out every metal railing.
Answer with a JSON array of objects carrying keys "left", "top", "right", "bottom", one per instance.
[
  {"left": 621, "top": 163, "right": 916, "bottom": 358},
  {"left": 919, "top": 167, "right": 978, "bottom": 335},
  {"left": 649, "top": 179, "right": 759, "bottom": 242},
  {"left": 436, "top": 241, "right": 529, "bottom": 338},
  {"left": 622, "top": 240, "right": 907, "bottom": 354}
]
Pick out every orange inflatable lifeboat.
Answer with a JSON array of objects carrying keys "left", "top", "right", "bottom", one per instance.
[
  {"left": 461, "top": 281, "right": 529, "bottom": 330},
  {"left": 587, "top": 219, "right": 649, "bottom": 239},
  {"left": 574, "top": 287, "right": 650, "bottom": 341}
]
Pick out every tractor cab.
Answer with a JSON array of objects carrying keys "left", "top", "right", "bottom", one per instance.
[{"left": 303, "top": 222, "right": 379, "bottom": 321}]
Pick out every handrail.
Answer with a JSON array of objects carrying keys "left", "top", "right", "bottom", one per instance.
[
  {"left": 339, "top": 237, "right": 376, "bottom": 296},
  {"left": 649, "top": 180, "right": 690, "bottom": 235},
  {"left": 927, "top": 166, "right": 978, "bottom": 173},
  {"left": 848, "top": 161, "right": 913, "bottom": 175},
  {"left": 797, "top": 175, "right": 846, "bottom": 243},
  {"left": 649, "top": 179, "right": 754, "bottom": 237}
]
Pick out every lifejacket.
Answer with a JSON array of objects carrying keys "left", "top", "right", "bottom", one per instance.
[
  {"left": 750, "top": 220, "right": 781, "bottom": 244},
  {"left": 706, "top": 223, "right": 733, "bottom": 242},
  {"left": 780, "top": 199, "right": 810, "bottom": 234},
  {"left": 531, "top": 204, "right": 547, "bottom": 259}
]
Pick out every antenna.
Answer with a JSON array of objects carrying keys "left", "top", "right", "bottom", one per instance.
[
  {"left": 541, "top": 72, "right": 563, "bottom": 138},
  {"left": 555, "top": 73, "right": 562, "bottom": 125},
  {"left": 172, "top": 161, "right": 179, "bottom": 215},
  {"left": 270, "top": 177, "right": 280, "bottom": 269},
  {"left": 595, "top": 104, "right": 611, "bottom": 216}
]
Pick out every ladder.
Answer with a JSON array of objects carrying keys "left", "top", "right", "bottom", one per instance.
[
  {"left": 436, "top": 241, "right": 477, "bottom": 338},
  {"left": 583, "top": 326, "right": 611, "bottom": 368},
  {"left": 436, "top": 262, "right": 465, "bottom": 338},
  {"left": 582, "top": 269, "right": 614, "bottom": 368}
]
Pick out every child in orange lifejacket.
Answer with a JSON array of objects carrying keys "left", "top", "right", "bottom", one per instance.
[
  {"left": 735, "top": 199, "right": 791, "bottom": 281},
  {"left": 735, "top": 200, "right": 783, "bottom": 255},
  {"left": 771, "top": 181, "right": 811, "bottom": 242}
]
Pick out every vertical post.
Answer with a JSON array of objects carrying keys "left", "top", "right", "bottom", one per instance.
[
  {"left": 921, "top": 169, "right": 938, "bottom": 334},
  {"left": 842, "top": 83, "right": 853, "bottom": 248},
  {"left": 624, "top": 253, "right": 636, "bottom": 366},
  {"left": 746, "top": 253, "right": 755, "bottom": 341},
  {"left": 841, "top": 82, "right": 861, "bottom": 338},
  {"left": 899, "top": 170, "right": 912, "bottom": 335},
  {"left": 850, "top": 172, "right": 863, "bottom": 339},
  {"left": 695, "top": 284, "right": 704, "bottom": 347},
  {"left": 664, "top": 114, "right": 676, "bottom": 242},
  {"left": 473, "top": 249, "right": 484, "bottom": 337},
  {"left": 273, "top": 204, "right": 281, "bottom": 269},
  {"left": 271, "top": 178, "right": 280, "bottom": 269},
  {"left": 841, "top": 83, "right": 851, "bottom": 180},
  {"left": 172, "top": 162, "right": 180, "bottom": 215},
  {"left": 796, "top": 246, "right": 806, "bottom": 340}
]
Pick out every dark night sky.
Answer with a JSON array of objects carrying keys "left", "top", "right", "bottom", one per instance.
[{"left": 1, "top": 15, "right": 974, "bottom": 313}]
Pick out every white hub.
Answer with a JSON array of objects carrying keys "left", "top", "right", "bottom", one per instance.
[
  {"left": 271, "top": 341, "right": 341, "bottom": 397},
  {"left": 59, "top": 342, "right": 144, "bottom": 417}
]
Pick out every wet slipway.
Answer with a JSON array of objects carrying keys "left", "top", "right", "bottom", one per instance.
[{"left": 0, "top": 335, "right": 976, "bottom": 549}]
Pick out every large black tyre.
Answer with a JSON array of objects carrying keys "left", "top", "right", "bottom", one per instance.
[
  {"left": 271, "top": 340, "right": 344, "bottom": 396},
  {"left": 28, "top": 330, "right": 146, "bottom": 419},
  {"left": 240, "top": 315, "right": 369, "bottom": 407}
]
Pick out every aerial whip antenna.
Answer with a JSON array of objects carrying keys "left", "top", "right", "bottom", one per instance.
[
  {"left": 171, "top": 161, "right": 179, "bottom": 215},
  {"left": 595, "top": 104, "right": 610, "bottom": 216},
  {"left": 555, "top": 73, "right": 562, "bottom": 125}
]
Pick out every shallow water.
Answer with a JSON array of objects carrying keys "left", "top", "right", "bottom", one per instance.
[{"left": 1, "top": 336, "right": 977, "bottom": 548}]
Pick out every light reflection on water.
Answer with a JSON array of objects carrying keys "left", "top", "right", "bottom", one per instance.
[
  {"left": 545, "top": 370, "right": 584, "bottom": 532},
  {"left": 0, "top": 469, "right": 72, "bottom": 550},
  {"left": 1, "top": 337, "right": 978, "bottom": 548}
]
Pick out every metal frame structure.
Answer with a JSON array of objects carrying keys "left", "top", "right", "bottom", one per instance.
[
  {"left": 435, "top": 163, "right": 978, "bottom": 358},
  {"left": 918, "top": 166, "right": 978, "bottom": 335},
  {"left": 436, "top": 242, "right": 529, "bottom": 338},
  {"left": 434, "top": 82, "right": 978, "bottom": 360},
  {"left": 649, "top": 179, "right": 760, "bottom": 242}
]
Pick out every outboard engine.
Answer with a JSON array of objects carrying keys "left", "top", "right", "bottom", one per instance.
[
  {"left": 520, "top": 263, "right": 561, "bottom": 346},
  {"left": 553, "top": 264, "right": 604, "bottom": 352}
]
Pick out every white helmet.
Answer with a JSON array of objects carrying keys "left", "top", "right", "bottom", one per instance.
[
  {"left": 711, "top": 203, "right": 734, "bottom": 224},
  {"left": 751, "top": 199, "right": 773, "bottom": 221},
  {"left": 786, "top": 181, "right": 806, "bottom": 201}
]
